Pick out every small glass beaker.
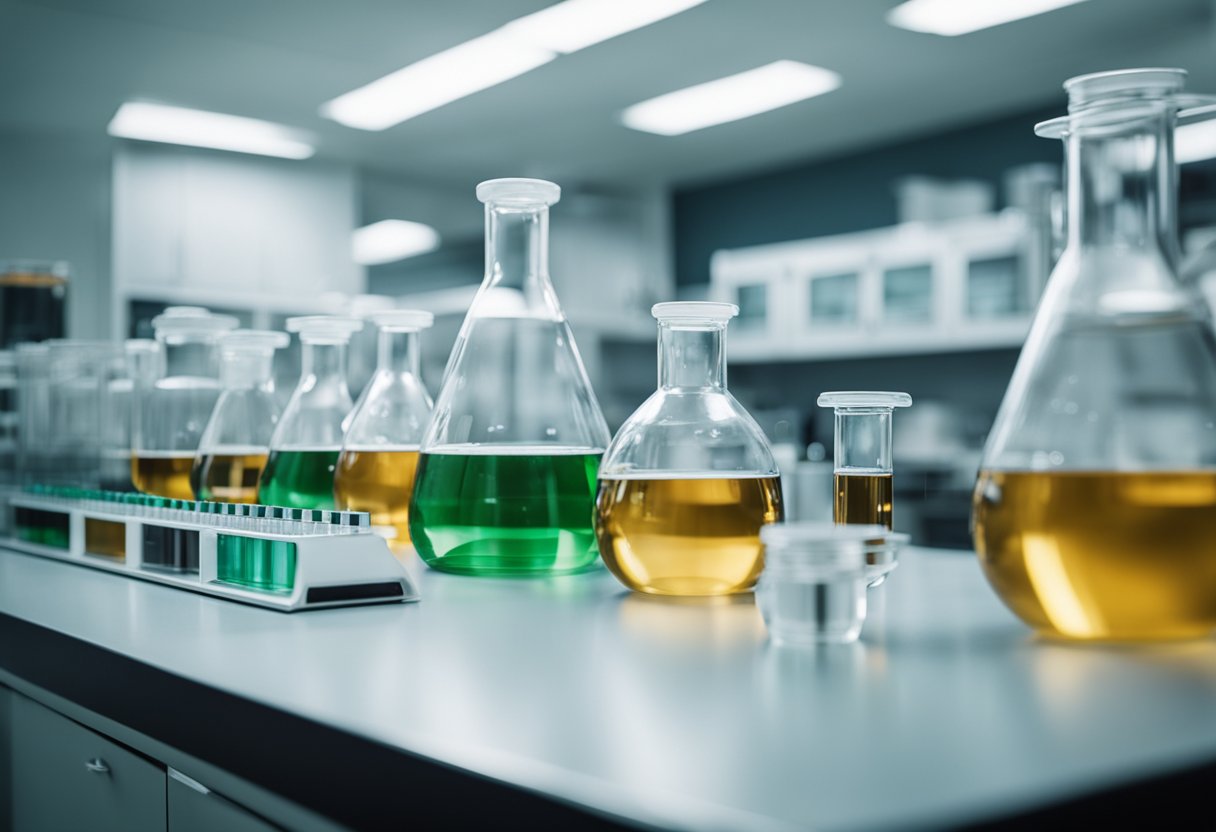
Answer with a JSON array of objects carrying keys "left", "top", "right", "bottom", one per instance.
[
  {"left": 258, "top": 316, "right": 362, "bottom": 509},
  {"left": 595, "top": 302, "right": 784, "bottom": 596},
  {"left": 756, "top": 523, "right": 908, "bottom": 646},
  {"left": 817, "top": 391, "right": 912, "bottom": 529},
  {"left": 192, "top": 330, "right": 290, "bottom": 503},
  {"left": 334, "top": 310, "right": 434, "bottom": 549},
  {"left": 132, "top": 307, "right": 238, "bottom": 499}
]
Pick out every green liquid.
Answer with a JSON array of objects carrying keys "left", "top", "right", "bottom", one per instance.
[
  {"left": 258, "top": 449, "right": 340, "bottom": 509},
  {"left": 216, "top": 534, "right": 297, "bottom": 594},
  {"left": 410, "top": 451, "right": 602, "bottom": 576}
]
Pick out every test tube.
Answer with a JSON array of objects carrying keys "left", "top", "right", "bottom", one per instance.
[{"left": 817, "top": 392, "right": 912, "bottom": 530}]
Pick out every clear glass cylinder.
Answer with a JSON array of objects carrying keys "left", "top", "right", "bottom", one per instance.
[
  {"left": 132, "top": 307, "right": 237, "bottom": 499},
  {"left": 99, "top": 339, "right": 159, "bottom": 492},
  {"left": 973, "top": 68, "right": 1216, "bottom": 640},
  {"left": 258, "top": 316, "right": 362, "bottom": 510},
  {"left": 410, "top": 178, "right": 611, "bottom": 576},
  {"left": 334, "top": 310, "right": 434, "bottom": 550},
  {"left": 595, "top": 302, "right": 783, "bottom": 596},
  {"left": 817, "top": 391, "right": 911, "bottom": 530},
  {"left": 193, "top": 330, "right": 289, "bottom": 503}
]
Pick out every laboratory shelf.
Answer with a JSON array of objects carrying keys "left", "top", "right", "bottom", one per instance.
[{"left": 1, "top": 545, "right": 1215, "bottom": 830}]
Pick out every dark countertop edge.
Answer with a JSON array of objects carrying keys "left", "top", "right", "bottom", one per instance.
[{"left": 0, "top": 612, "right": 643, "bottom": 832}]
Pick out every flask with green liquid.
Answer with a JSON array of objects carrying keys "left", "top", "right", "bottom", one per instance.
[
  {"left": 258, "top": 316, "right": 362, "bottom": 509},
  {"left": 410, "top": 178, "right": 611, "bottom": 576}
]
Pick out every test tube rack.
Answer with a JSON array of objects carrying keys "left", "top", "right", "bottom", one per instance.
[{"left": 5, "top": 486, "right": 419, "bottom": 611}]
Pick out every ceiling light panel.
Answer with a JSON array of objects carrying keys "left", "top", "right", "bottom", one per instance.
[
  {"left": 321, "top": 33, "right": 556, "bottom": 131},
  {"left": 886, "top": 0, "right": 1090, "bottom": 37},
  {"left": 621, "top": 61, "right": 841, "bottom": 137},
  {"left": 503, "top": 0, "right": 708, "bottom": 54},
  {"left": 352, "top": 220, "right": 442, "bottom": 265},
  {"left": 107, "top": 102, "right": 315, "bottom": 159}
]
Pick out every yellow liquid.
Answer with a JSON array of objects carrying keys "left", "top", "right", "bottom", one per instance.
[
  {"left": 595, "top": 475, "right": 784, "bottom": 596},
  {"left": 131, "top": 452, "right": 196, "bottom": 500},
  {"left": 333, "top": 448, "right": 421, "bottom": 548},
  {"left": 192, "top": 451, "right": 269, "bottom": 504},
  {"left": 84, "top": 518, "right": 126, "bottom": 560},
  {"left": 834, "top": 472, "right": 893, "bottom": 528},
  {"left": 973, "top": 470, "right": 1216, "bottom": 640}
]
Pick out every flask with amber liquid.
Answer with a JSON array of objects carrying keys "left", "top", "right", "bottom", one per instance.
[
  {"left": 595, "top": 302, "right": 783, "bottom": 596},
  {"left": 973, "top": 68, "right": 1216, "bottom": 640}
]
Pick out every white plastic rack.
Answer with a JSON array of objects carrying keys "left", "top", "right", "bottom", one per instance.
[{"left": 5, "top": 486, "right": 419, "bottom": 611}]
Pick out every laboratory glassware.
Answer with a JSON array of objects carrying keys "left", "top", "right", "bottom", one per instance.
[
  {"left": 333, "top": 310, "right": 433, "bottom": 549},
  {"left": 595, "top": 302, "right": 783, "bottom": 596},
  {"left": 132, "top": 307, "right": 237, "bottom": 499},
  {"left": 817, "top": 392, "right": 912, "bottom": 529},
  {"left": 0, "top": 260, "right": 67, "bottom": 348},
  {"left": 99, "top": 339, "right": 160, "bottom": 491},
  {"left": 192, "top": 330, "right": 290, "bottom": 503},
  {"left": 973, "top": 68, "right": 1216, "bottom": 640},
  {"left": 47, "top": 340, "right": 116, "bottom": 488},
  {"left": 410, "top": 178, "right": 611, "bottom": 576},
  {"left": 259, "top": 316, "right": 362, "bottom": 510},
  {"left": 757, "top": 523, "right": 908, "bottom": 646}
]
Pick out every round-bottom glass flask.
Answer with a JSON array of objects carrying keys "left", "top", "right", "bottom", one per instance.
[{"left": 595, "top": 302, "right": 783, "bottom": 596}]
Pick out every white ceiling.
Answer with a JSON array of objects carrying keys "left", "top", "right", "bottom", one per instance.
[{"left": 2, "top": 0, "right": 1214, "bottom": 192}]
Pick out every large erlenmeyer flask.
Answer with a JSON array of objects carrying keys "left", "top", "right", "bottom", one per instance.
[
  {"left": 973, "top": 68, "right": 1216, "bottom": 640},
  {"left": 410, "top": 178, "right": 611, "bottom": 576}
]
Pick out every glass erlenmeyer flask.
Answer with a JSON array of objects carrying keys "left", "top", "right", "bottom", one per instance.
[
  {"left": 133, "top": 307, "right": 237, "bottom": 499},
  {"left": 334, "top": 310, "right": 434, "bottom": 550},
  {"left": 410, "top": 178, "right": 611, "bottom": 576},
  {"left": 192, "top": 330, "right": 290, "bottom": 503},
  {"left": 258, "top": 316, "right": 362, "bottom": 509},
  {"left": 595, "top": 302, "right": 783, "bottom": 596},
  {"left": 973, "top": 68, "right": 1216, "bottom": 640}
]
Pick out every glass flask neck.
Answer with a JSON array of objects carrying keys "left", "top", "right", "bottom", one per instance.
[
  {"left": 301, "top": 340, "right": 346, "bottom": 386},
  {"left": 658, "top": 322, "right": 726, "bottom": 391},
  {"left": 378, "top": 329, "right": 420, "bottom": 376},
  {"left": 163, "top": 340, "right": 215, "bottom": 378},
  {"left": 485, "top": 202, "right": 550, "bottom": 290},
  {"left": 833, "top": 408, "right": 892, "bottom": 473},
  {"left": 1066, "top": 105, "right": 1178, "bottom": 262},
  {"left": 220, "top": 350, "right": 275, "bottom": 390}
]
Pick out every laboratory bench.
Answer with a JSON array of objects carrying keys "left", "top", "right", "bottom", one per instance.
[{"left": 1, "top": 545, "right": 1215, "bottom": 831}]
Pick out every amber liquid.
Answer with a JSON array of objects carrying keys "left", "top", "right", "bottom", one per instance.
[
  {"left": 131, "top": 452, "right": 196, "bottom": 500},
  {"left": 84, "top": 518, "right": 126, "bottom": 560},
  {"left": 834, "top": 472, "right": 893, "bottom": 528},
  {"left": 191, "top": 449, "right": 269, "bottom": 504},
  {"left": 973, "top": 470, "right": 1216, "bottom": 640},
  {"left": 333, "top": 448, "right": 421, "bottom": 548},
  {"left": 595, "top": 475, "right": 784, "bottom": 596}
]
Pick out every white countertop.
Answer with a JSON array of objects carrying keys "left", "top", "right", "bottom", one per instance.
[{"left": 2, "top": 545, "right": 1216, "bottom": 831}]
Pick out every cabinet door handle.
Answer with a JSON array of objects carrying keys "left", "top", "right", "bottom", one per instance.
[{"left": 84, "top": 757, "right": 110, "bottom": 774}]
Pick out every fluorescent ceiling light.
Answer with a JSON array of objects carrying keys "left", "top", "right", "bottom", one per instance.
[
  {"left": 352, "top": 220, "right": 441, "bottom": 265},
  {"left": 1177, "top": 121, "right": 1216, "bottom": 165},
  {"left": 887, "top": 0, "right": 1090, "bottom": 36},
  {"left": 503, "top": 0, "right": 708, "bottom": 54},
  {"left": 107, "top": 102, "right": 314, "bottom": 159},
  {"left": 321, "top": 32, "right": 555, "bottom": 131},
  {"left": 621, "top": 61, "right": 841, "bottom": 137}
]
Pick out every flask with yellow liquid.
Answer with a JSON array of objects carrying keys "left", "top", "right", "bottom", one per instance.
[
  {"left": 595, "top": 301, "right": 783, "bottom": 596},
  {"left": 973, "top": 68, "right": 1216, "bottom": 640},
  {"left": 334, "top": 310, "right": 434, "bottom": 550}
]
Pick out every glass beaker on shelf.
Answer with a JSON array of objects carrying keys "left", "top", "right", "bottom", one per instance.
[
  {"left": 132, "top": 307, "right": 238, "bottom": 499},
  {"left": 334, "top": 310, "right": 434, "bottom": 550},
  {"left": 409, "top": 178, "right": 611, "bottom": 576},
  {"left": 192, "top": 330, "right": 290, "bottom": 503},
  {"left": 595, "top": 302, "right": 784, "bottom": 596},
  {"left": 973, "top": 68, "right": 1216, "bottom": 640},
  {"left": 258, "top": 316, "right": 362, "bottom": 509}
]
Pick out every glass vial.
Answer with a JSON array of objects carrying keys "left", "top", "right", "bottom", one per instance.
[
  {"left": 258, "top": 316, "right": 362, "bottom": 510},
  {"left": 410, "top": 178, "right": 611, "bottom": 576},
  {"left": 595, "top": 302, "right": 783, "bottom": 596},
  {"left": 192, "top": 330, "right": 290, "bottom": 503},
  {"left": 817, "top": 391, "right": 912, "bottom": 529},
  {"left": 334, "top": 310, "right": 434, "bottom": 550}
]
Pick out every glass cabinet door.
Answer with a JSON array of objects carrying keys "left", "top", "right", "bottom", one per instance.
[
  {"left": 966, "top": 254, "right": 1022, "bottom": 318},
  {"left": 808, "top": 272, "right": 859, "bottom": 324},
  {"left": 881, "top": 264, "right": 933, "bottom": 323},
  {"left": 734, "top": 282, "right": 768, "bottom": 331}
]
